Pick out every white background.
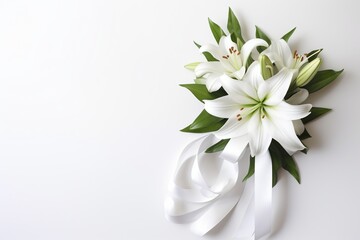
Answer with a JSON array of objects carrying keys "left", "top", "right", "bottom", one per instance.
[{"left": 0, "top": 0, "right": 359, "bottom": 239}]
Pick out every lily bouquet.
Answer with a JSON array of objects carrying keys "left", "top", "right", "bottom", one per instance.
[{"left": 165, "top": 8, "right": 342, "bottom": 239}]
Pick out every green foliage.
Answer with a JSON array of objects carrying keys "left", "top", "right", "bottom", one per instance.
[
  {"left": 270, "top": 141, "right": 301, "bottom": 184},
  {"left": 270, "top": 150, "right": 282, "bottom": 187},
  {"left": 304, "top": 69, "right": 343, "bottom": 93},
  {"left": 306, "top": 49, "right": 323, "bottom": 62},
  {"left": 281, "top": 27, "right": 296, "bottom": 42},
  {"left": 205, "top": 139, "right": 230, "bottom": 153},
  {"left": 227, "top": 7, "right": 245, "bottom": 45},
  {"left": 208, "top": 18, "right": 226, "bottom": 43},
  {"left": 194, "top": 41, "right": 218, "bottom": 62},
  {"left": 255, "top": 26, "right": 271, "bottom": 53},
  {"left": 299, "top": 128, "right": 312, "bottom": 140},
  {"left": 181, "top": 110, "right": 226, "bottom": 133},
  {"left": 303, "top": 107, "right": 331, "bottom": 124},
  {"left": 180, "top": 84, "right": 227, "bottom": 103},
  {"left": 243, "top": 156, "right": 255, "bottom": 181}
]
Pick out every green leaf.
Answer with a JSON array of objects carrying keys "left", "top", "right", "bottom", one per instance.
[
  {"left": 281, "top": 27, "right": 296, "bottom": 42},
  {"left": 243, "top": 156, "right": 255, "bottom": 182},
  {"left": 205, "top": 139, "right": 230, "bottom": 153},
  {"left": 194, "top": 41, "right": 218, "bottom": 62},
  {"left": 303, "top": 69, "right": 343, "bottom": 93},
  {"left": 306, "top": 49, "right": 323, "bottom": 62},
  {"left": 255, "top": 26, "right": 271, "bottom": 53},
  {"left": 181, "top": 110, "right": 226, "bottom": 133},
  {"left": 300, "top": 141, "right": 309, "bottom": 154},
  {"left": 180, "top": 84, "right": 227, "bottom": 103},
  {"left": 236, "top": 36, "right": 244, "bottom": 49},
  {"left": 269, "top": 148, "right": 282, "bottom": 187},
  {"left": 181, "top": 120, "right": 227, "bottom": 133},
  {"left": 302, "top": 107, "right": 331, "bottom": 124},
  {"left": 245, "top": 56, "right": 254, "bottom": 69},
  {"left": 300, "top": 148, "right": 308, "bottom": 154},
  {"left": 299, "top": 128, "right": 311, "bottom": 140},
  {"left": 208, "top": 18, "right": 226, "bottom": 43},
  {"left": 255, "top": 26, "right": 271, "bottom": 44},
  {"left": 227, "top": 7, "right": 245, "bottom": 44},
  {"left": 270, "top": 141, "right": 301, "bottom": 184},
  {"left": 282, "top": 154, "right": 301, "bottom": 184},
  {"left": 230, "top": 32, "right": 236, "bottom": 43}
]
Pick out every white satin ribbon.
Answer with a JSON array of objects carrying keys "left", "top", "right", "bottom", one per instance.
[
  {"left": 255, "top": 151, "right": 272, "bottom": 240},
  {"left": 165, "top": 135, "right": 273, "bottom": 239},
  {"left": 232, "top": 151, "right": 272, "bottom": 240}
]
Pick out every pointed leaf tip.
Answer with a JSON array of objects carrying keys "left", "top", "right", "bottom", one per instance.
[
  {"left": 180, "top": 84, "right": 227, "bottom": 102},
  {"left": 208, "top": 18, "right": 226, "bottom": 43},
  {"left": 255, "top": 26, "right": 271, "bottom": 52},
  {"left": 205, "top": 139, "right": 230, "bottom": 153},
  {"left": 227, "top": 7, "right": 245, "bottom": 44},
  {"left": 243, "top": 156, "right": 255, "bottom": 182},
  {"left": 306, "top": 48, "right": 323, "bottom": 61},
  {"left": 281, "top": 27, "right": 296, "bottom": 42},
  {"left": 180, "top": 109, "right": 226, "bottom": 133},
  {"left": 193, "top": 41, "right": 218, "bottom": 62},
  {"left": 302, "top": 107, "right": 332, "bottom": 124}
]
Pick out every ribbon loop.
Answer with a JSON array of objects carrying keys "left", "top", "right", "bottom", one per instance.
[{"left": 165, "top": 136, "right": 273, "bottom": 239}]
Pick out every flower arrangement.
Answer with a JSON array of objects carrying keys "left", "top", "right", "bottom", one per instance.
[{"left": 165, "top": 8, "right": 342, "bottom": 239}]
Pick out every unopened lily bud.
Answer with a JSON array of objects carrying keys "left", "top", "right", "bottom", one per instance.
[
  {"left": 296, "top": 58, "right": 321, "bottom": 87},
  {"left": 259, "top": 55, "right": 273, "bottom": 80},
  {"left": 184, "top": 62, "right": 201, "bottom": 71}
]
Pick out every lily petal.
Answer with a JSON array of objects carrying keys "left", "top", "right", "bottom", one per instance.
[
  {"left": 263, "top": 39, "right": 293, "bottom": 70},
  {"left": 271, "top": 119, "right": 305, "bottom": 155},
  {"left": 264, "top": 68, "right": 293, "bottom": 106},
  {"left": 293, "top": 119, "right": 305, "bottom": 135},
  {"left": 248, "top": 110, "right": 272, "bottom": 156},
  {"left": 242, "top": 62, "right": 264, "bottom": 89},
  {"left": 199, "top": 44, "right": 221, "bottom": 60},
  {"left": 240, "top": 38, "right": 268, "bottom": 66},
  {"left": 220, "top": 58, "right": 238, "bottom": 73},
  {"left": 204, "top": 96, "right": 240, "bottom": 118},
  {"left": 220, "top": 75, "right": 258, "bottom": 104},
  {"left": 286, "top": 88, "right": 309, "bottom": 104},
  {"left": 277, "top": 39, "right": 294, "bottom": 68},
  {"left": 232, "top": 66, "right": 245, "bottom": 80},
  {"left": 205, "top": 73, "right": 222, "bottom": 92},
  {"left": 195, "top": 62, "right": 224, "bottom": 77},
  {"left": 267, "top": 102, "right": 312, "bottom": 120},
  {"left": 215, "top": 115, "right": 249, "bottom": 139}
]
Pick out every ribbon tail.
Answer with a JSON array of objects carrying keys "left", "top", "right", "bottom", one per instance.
[{"left": 254, "top": 150, "right": 272, "bottom": 240}]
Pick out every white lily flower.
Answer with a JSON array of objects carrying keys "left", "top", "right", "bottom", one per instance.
[
  {"left": 204, "top": 62, "right": 312, "bottom": 156},
  {"left": 195, "top": 35, "right": 268, "bottom": 92},
  {"left": 262, "top": 39, "right": 308, "bottom": 79}
]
